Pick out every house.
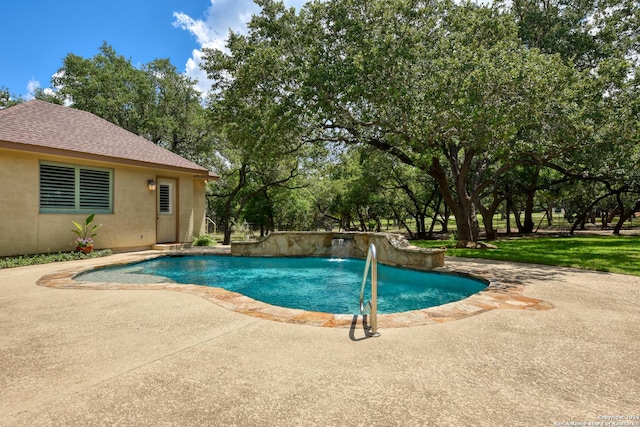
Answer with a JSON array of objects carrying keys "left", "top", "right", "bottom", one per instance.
[{"left": 0, "top": 100, "right": 217, "bottom": 257}]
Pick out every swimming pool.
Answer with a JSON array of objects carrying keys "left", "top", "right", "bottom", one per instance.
[{"left": 76, "top": 255, "right": 487, "bottom": 314}]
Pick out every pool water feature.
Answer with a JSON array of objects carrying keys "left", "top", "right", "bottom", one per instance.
[
  {"left": 331, "top": 237, "right": 354, "bottom": 259},
  {"left": 77, "top": 255, "right": 487, "bottom": 315}
]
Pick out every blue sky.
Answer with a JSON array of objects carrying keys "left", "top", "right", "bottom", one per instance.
[{"left": 0, "top": 0, "right": 309, "bottom": 98}]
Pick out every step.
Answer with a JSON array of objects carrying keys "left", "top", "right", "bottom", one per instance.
[{"left": 152, "top": 243, "right": 189, "bottom": 251}]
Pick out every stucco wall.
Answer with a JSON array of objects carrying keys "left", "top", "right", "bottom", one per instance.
[
  {"left": 0, "top": 148, "right": 207, "bottom": 257},
  {"left": 231, "top": 232, "right": 446, "bottom": 270},
  {"left": 0, "top": 148, "right": 39, "bottom": 256},
  {"left": 108, "top": 167, "right": 158, "bottom": 251},
  {"left": 191, "top": 178, "right": 207, "bottom": 238}
]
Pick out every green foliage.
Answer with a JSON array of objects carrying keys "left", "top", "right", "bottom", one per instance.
[
  {"left": 192, "top": 234, "right": 217, "bottom": 246},
  {"left": 33, "top": 88, "right": 64, "bottom": 105},
  {"left": 50, "top": 43, "right": 214, "bottom": 165},
  {"left": 71, "top": 213, "right": 101, "bottom": 240},
  {"left": 0, "top": 249, "right": 113, "bottom": 269},
  {"left": 270, "top": 186, "right": 319, "bottom": 231},
  {"left": 204, "top": 0, "right": 590, "bottom": 243},
  {"left": 508, "top": 0, "right": 639, "bottom": 70},
  {"left": 141, "top": 58, "right": 213, "bottom": 162},
  {"left": 72, "top": 214, "right": 101, "bottom": 249},
  {"left": 243, "top": 191, "right": 274, "bottom": 231},
  {"left": 35, "top": 0, "right": 638, "bottom": 244},
  {"left": 316, "top": 147, "right": 400, "bottom": 232},
  {"left": 53, "top": 43, "right": 150, "bottom": 132},
  {"left": 201, "top": 3, "right": 324, "bottom": 244},
  {"left": 0, "top": 86, "right": 23, "bottom": 109}
]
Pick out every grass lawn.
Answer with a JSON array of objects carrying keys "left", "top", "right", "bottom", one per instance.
[{"left": 414, "top": 235, "right": 640, "bottom": 276}]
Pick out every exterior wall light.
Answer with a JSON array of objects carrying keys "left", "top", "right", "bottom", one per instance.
[{"left": 147, "top": 179, "right": 156, "bottom": 191}]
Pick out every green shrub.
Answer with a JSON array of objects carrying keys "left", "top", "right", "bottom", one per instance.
[
  {"left": 192, "top": 234, "right": 217, "bottom": 247},
  {"left": 0, "top": 249, "right": 113, "bottom": 269}
]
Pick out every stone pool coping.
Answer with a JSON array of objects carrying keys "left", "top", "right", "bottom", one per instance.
[{"left": 36, "top": 247, "right": 553, "bottom": 328}]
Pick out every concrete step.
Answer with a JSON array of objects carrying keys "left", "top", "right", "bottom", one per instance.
[{"left": 152, "top": 243, "right": 189, "bottom": 251}]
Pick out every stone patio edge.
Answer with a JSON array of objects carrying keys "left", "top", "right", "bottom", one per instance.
[{"left": 35, "top": 249, "right": 553, "bottom": 328}]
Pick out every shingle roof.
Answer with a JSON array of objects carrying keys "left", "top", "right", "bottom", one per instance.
[{"left": 0, "top": 100, "right": 216, "bottom": 178}]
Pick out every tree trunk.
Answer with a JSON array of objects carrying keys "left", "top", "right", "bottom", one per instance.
[
  {"left": 417, "top": 192, "right": 433, "bottom": 239},
  {"left": 506, "top": 198, "right": 511, "bottom": 234},
  {"left": 266, "top": 190, "right": 275, "bottom": 235},
  {"left": 522, "top": 193, "right": 536, "bottom": 234},
  {"left": 521, "top": 165, "right": 540, "bottom": 234},
  {"left": 440, "top": 203, "right": 450, "bottom": 233},
  {"left": 571, "top": 210, "right": 589, "bottom": 235},
  {"left": 569, "top": 193, "right": 613, "bottom": 235},
  {"left": 612, "top": 212, "right": 631, "bottom": 235},
  {"left": 522, "top": 204, "right": 535, "bottom": 233},
  {"left": 427, "top": 195, "right": 443, "bottom": 239},
  {"left": 390, "top": 206, "right": 414, "bottom": 237},
  {"left": 357, "top": 209, "right": 368, "bottom": 231},
  {"left": 221, "top": 201, "right": 235, "bottom": 245},
  {"left": 477, "top": 191, "right": 503, "bottom": 241},
  {"left": 613, "top": 194, "right": 632, "bottom": 235},
  {"left": 429, "top": 157, "right": 479, "bottom": 245},
  {"left": 511, "top": 204, "right": 524, "bottom": 232},
  {"left": 477, "top": 203, "right": 498, "bottom": 240},
  {"left": 223, "top": 224, "right": 233, "bottom": 245},
  {"left": 451, "top": 202, "right": 479, "bottom": 247},
  {"left": 416, "top": 213, "right": 427, "bottom": 239}
]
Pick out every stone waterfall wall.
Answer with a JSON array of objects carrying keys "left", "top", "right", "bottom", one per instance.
[{"left": 230, "top": 231, "right": 445, "bottom": 270}]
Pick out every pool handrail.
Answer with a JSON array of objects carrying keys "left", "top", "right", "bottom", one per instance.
[{"left": 359, "top": 243, "right": 380, "bottom": 337}]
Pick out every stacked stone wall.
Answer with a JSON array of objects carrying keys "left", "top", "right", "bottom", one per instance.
[{"left": 230, "top": 231, "right": 445, "bottom": 270}]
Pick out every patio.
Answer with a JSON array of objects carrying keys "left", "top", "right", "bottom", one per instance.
[{"left": 1, "top": 251, "right": 638, "bottom": 426}]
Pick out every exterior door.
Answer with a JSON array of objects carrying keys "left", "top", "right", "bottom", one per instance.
[{"left": 157, "top": 178, "right": 177, "bottom": 243}]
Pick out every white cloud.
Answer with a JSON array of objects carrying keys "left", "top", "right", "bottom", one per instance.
[
  {"left": 174, "top": 0, "right": 316, "bottom": 95},
  {"left": 26, "top": 79, "right": 40, "bottom": 99},
  {"left": 173, "top": 0, "right": 260, "bottom": 94},
  {"left": 185, "top": 49, "right": 212, "bottom": 94},
  {"left": 173, "top": 12, "right": 225, "bottom": 51}
]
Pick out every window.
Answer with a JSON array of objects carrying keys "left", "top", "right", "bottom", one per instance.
[
  {"left": 158, "top": 183, "right": 172, "bottom": 214},
  {"left": 40, "top": 162, "right": 113, "bottom": 213}
]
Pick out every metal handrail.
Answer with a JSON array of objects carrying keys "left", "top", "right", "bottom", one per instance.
[
  {"left": 359, "top": 243, "right": 380, "bottom": 337},
  {"left": 206, "top": 217, "right": 217, "bottom": 235}
]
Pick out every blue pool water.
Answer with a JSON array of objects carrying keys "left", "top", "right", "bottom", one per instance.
[{"left": 77, "top": 256, "right": 487, "bottom": 314}]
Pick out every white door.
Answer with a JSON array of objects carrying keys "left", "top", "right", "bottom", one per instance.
[{"left": 157, "top": 178, "right": 177, "bottom": 243}]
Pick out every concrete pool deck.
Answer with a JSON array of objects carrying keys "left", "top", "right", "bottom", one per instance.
[{"left": 1, "top": 249, "right": 639, "bottom": 426}]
